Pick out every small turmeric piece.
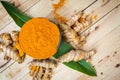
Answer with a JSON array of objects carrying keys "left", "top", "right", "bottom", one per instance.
[
  {"left": 0, "top": 33, "right": 13, "bottom": 45},
  {"left": 34, "top": 67, "right": 52, "bottom": 80},
  {"left": 37, "top": 67, "right": 45, "bottom": 79},
  {"left": 66, "top": 11, "right": 83, "bottom": 26},
  {"left": 0, "top": 31, "right": 25, "bottom": 63},
  {"left": 93, "top": 15, "right": 98, "bottom": 21},
  {"left": 42, "top": 68, "right": 52, "bottom": 80},
  {"left": 58, "top": 49, "right": 96, "bottom": 62},
  {"left": 71, "top": 13, "right": 93, "bottom": 34},
  {"left": 29, "top": 65, "right": 40, "bottom": 76},
  {"left": 29, "top": 63, "right": 53, "bottom": 80},
  {"left": 11, "top": 31, "right": 19, "bottom": 42},
  {"left": 19, "top": 18, "right": 60, "bottom": 59},
  {"left": 0, "top": 42, "right": 23, "bottom": 63},
  {"left": 12, "top": 31, "right": 25, "bottom": 57},
  {"left": 0, "top": 33, "right": 13, "bottom": 60},
  {"left": 52, "top": 0, "right": 67, "bottom": 23}
]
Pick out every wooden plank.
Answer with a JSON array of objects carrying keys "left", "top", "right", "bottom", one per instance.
[
  {"left": 82, "top": 3, "right": 120, "bottom": 50},
  {"left": 24, "top": 0, "right": 54, "bottom": 17},
  {"left": 20, "top": 74, "right": 32, "bottom": 80},
  {"left": 104, "top": 67, "right": 120, "bottom": 80},
  {"left": 0, "top": 60, "right": 15, "bottom": 73}
]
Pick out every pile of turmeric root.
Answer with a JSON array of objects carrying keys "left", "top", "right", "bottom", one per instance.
[
  {"left": 29, "top": 58, "right": 58, "bottom": 80},
  {"left": 0, "top": 31, "right": 25, "bottom": 63},
  {"left": 28, "top": 12, "right": 96, "bottom": 80},
  {"left": 0, "top": 12, "right": 96, "bottom": 80}
]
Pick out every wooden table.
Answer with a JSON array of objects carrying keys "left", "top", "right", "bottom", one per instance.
[{"left": 0, "top": 0, "right": 120, "bottom": 80}]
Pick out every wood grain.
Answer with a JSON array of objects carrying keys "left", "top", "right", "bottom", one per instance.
[{"left": 0, "top": 0, "right": 120, "bottom": 80}]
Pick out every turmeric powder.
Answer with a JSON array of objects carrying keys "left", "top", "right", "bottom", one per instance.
[
  {"left": 52, "top": 0, "right": 67, "bottom": 23},
  {"left": 19, "top": 18, "right": 60, "bottom": 59}
]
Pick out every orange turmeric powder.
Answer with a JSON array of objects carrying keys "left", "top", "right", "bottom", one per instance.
[
  {"left": 93, "top": 15, "right": 98, "bottom": 21},
  {"left": 52, "top": 0, "right": 67, "bottom": 23},
  {"left": 19, "top": 18, "right": 60, "bottom": 59}
]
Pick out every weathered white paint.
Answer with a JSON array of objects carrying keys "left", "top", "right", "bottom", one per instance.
[{"left": 0, "top": 0, "right": 120, "bottom": 80}]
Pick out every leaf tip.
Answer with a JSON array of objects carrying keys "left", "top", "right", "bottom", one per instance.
[
  {"left": 92, "top": 72, "right": 97, "bottom": 76},
  {"left": 0, "top": 0, "right": 4, "bottom": 3}
]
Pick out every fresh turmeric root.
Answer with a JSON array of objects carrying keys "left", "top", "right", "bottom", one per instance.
[
  {"left": 29, "top": 58, "right": 56, "bottom": 80},
  {"left": 0, "top": 33, "right": 13, "bottom": 45},
  {"left": 58, "top": 49, "right": 96, "bottom": 62},
  {"left": 66, "top": 12, "right": 93, "bottom": 34},
  {"left": 12, "top": 31, "right": 25, "bottom": 57},
  {"left": 60, "top": 23, "right": 86, "bottom": 49},
  {"left": 0, "top": 31, "right": 25, "bottom": 63},
  {"left": 29, "top": 50, "right": 96, "bottom": 80},
  {"left": 59, "top": 12, "right": 96, "bottom": 63},
  {"left": 60, "top": 12, "right": 93, "bottom": 49},
  {"left": 72, "top": 14, "right": 92, "bottom": 35},
  {"left": 66, "top": 11, "right": 83, "bottom": 26},
  {"left": 0, "top": 33, "right": 13, "bottom": 60},
  {"left": 11, "top": 31, "right": 19, "bottom": 42},
  {"left": 0, "top": 42, "right": 24, "bottom": 63},
  {"left": 31, "top": 67, "right": 52, "bottom": 80},
  {"left": 29, "top": 65, "right": 40, "bottom": 77}
]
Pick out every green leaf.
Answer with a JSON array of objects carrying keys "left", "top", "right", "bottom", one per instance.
[
  {"left": 1, "top": 1, "right": 97, "bottom": 76},
  {"left": 54, "top": 40, "right": 97, "bottom": 76},
  {"left": 54, "top": 39, "right": 73, "bottom": 58},
  {"left": 64, "top": 60, "right": 97, "bottom": 76},
  {"left": 0, "top": 1, "right": 31, "bottom": 27}
]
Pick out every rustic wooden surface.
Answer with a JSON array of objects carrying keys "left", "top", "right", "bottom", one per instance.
[{"left": 0, "top": 0, "right": 120, "bottom": 80}]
